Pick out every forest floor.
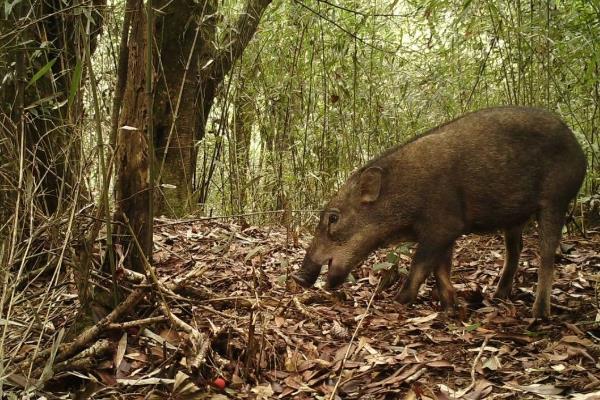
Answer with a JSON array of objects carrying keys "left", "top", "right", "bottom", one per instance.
[{"left": 5, "top": 218, "right": 600, "bottom": 399}]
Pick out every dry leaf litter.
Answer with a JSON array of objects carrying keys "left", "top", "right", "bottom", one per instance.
[{"left": 4, "top": 218, "right": 600, "bottom": 399}]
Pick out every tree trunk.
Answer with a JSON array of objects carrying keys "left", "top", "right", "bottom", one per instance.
[
  {"left": 151, "top": 0, "right": 272, "bottom": 217},
  {"left": 114, "top": 0, "right": 152, "bottom": 273},
  {"left": 0, "top": 0, "right": 105, "bottom": 325},
  {"left": 153, "top": 0, "right": 215, "bottom": 217},
  {"left": 112, "top": 0, "right": 271, "bottom": 276}
]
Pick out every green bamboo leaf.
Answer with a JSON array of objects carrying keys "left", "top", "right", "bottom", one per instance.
[
  {"left": 26, "top": 58, "right": 57, "bottom": 88},
  {"left": 68, "top": 59, "right": 83, "bottom": 107}
]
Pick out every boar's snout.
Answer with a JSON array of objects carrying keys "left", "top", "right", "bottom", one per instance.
[
  {"left": 292, "top": 256, "right": 325, "bottom": 288},
  {"left": 325, "top": 267, "right": 348, "bottom": 289}
]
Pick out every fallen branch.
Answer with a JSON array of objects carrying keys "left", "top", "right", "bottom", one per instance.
[
  {"left": 293, "top": 296, "right": 319, "bottom": 320},
  {"left": 190, "top": 325, "right": 225, "bottom": 371},
  {"left": 551, "top": 302, "right": 578, "bottom": 313},
  {"left": 52, "top": 339, "right": 113, "bottom": 373},
  {"left": 107, "top": 316, "right": 167, "bottom": 330},
  {"left": 17, "top": 247, "right": 208, "bottom": 377},
  {"left": 127, "top": 219, "right": 211, "bottom": 373}
]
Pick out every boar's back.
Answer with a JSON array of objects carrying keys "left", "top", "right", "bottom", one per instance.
[{"left": 363, "top": 106, "right": 586, "bottom": 233}]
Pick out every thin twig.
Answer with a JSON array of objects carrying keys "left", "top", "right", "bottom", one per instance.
[
  {"left": 293, "top": 0, "right": 397, "bottom": 54},
  {"left": 455, "top": 335, "right": 492, "bottom": 398},
  {"left": 329, "top": 278, "right": 380, "bottom": 400},
  {"left": 315, "top": 0, "right": 411, "bottom": 17},
  {"left": 52, "top": 339, "right": 113, "bottom": 373}
]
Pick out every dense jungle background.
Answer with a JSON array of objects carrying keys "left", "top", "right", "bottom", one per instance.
[{"left": 1, "top": 0, "right": 600, "bottom": 398}]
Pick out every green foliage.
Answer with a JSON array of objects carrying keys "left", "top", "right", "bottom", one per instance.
[
  {"left": 26, "top": 57, "right": 57, "bottom": 88},
  {"left": 79, "top": 0, "right": 600, "bottom": 224}
]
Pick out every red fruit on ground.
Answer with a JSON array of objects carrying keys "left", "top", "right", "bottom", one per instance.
[{"left": 213, "top": 377, "right": 226, "bottom": 389}]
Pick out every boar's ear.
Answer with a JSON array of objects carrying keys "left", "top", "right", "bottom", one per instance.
[{"left": 359, "top": 167, "right": 382, "bottom": 203}]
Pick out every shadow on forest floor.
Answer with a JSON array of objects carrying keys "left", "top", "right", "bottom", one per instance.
[{"left": 5, "top": 219, "right": 600, "bottom": 399}]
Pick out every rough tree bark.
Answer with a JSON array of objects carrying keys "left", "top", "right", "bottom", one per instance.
[{"left": 114, "top": 0, "right": 151, "bottom": 274}]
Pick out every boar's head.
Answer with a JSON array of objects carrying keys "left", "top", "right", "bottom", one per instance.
[{"left": 293, "top": 166, "right": 392, "bottom": 289}]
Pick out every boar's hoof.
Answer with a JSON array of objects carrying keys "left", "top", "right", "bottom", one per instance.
[
  {"left": 440, "top": 303, "right": 459, "bottom": 319},
  {"left": 532, "top": 298, "right": 551, "bottom": 320},
  {"left": 432, "top": 285, "right": 456, "bottom": 311},
  {"left": 439, "top": 296, "right": 457, "bottom": 314},
  {"left": 394, "top": 289, "right": 416, "bottom": 305},
  {"left": 492, "top": 287, "right": 511, "bottom": 300}
]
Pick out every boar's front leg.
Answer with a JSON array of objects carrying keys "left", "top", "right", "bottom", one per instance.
[{"left": 395, "top": 242, "right": 455, "bottom": 305}]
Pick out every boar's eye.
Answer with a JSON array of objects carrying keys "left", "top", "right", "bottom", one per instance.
[{"left": 328, "top": 212, "right": 339, "bottom": 225}]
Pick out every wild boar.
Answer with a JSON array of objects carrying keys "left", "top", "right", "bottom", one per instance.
[{"left": 293, "top": 106, "right": 586, "bottom": 319}]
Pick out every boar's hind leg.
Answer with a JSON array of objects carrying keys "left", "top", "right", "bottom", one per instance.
[
  {"left": 532, "top": 207, "right": 566, "bottom": 319},
  {"left": 395, "top": 242, "right": 454, "bottom": 305},
  {"left": 433, "top": 247, "right": 455, "bottom": 311},
  {"left": 494, "top": 225, "right": 525, "bottom": 300}
]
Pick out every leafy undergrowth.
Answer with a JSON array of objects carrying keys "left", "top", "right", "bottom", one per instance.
[{"left": 6, "top": 219, "right": 600, "bottom": 399}]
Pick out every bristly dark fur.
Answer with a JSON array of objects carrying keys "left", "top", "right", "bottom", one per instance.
[{"left": 359, "top": 106, "right": 565, "bottom": 172}]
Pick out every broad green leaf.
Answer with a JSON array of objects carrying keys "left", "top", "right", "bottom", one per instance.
[
  {"left": 26, "top": 58, "right": 57, "bottom": 88},
  {"left": 372, "top": 262, "right": 394, "bottom": 271},
  {"left": 68, "top": 59, "right": 83, "bottom": 107},
  {"left": 386, "top": 251, "right": 399, "bottom": 264},
  {"left": 4, "top": 0, "right": 25, "bottom": 17},
  {"left": 4, "top": 0, "right": 19, "bottom": 17},
  {"left": 397, "top": 243, "right": 412, "bottom": 255},
  {"left": 347, "top": 273, "right": 356, "bottom": 284}
]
